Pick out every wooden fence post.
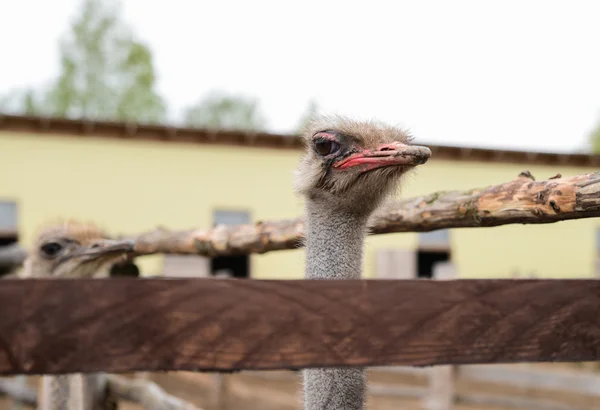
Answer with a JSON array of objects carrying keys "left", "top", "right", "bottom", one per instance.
[
  {"left": 427, "top": 366, "right": 455, "bottom": 410},
  {"left": 375, "top": 249, "right": 416, "bottom": 279},
  {"left": 209, "top": 271, "right": 233, "bottom": 410},
  {"left": 426, "top": 261, "right": 458, "bottom": 410},
  {"left": 209, "top": 373, "right": 228, "bottom": 410}
]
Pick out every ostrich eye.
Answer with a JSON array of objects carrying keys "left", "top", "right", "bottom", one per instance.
[
  {"left": 314, "top": 140, "right": 339, "bottom": 156},
  {"left": 40, "top": 242, "right": 63, "bottom": 258}
]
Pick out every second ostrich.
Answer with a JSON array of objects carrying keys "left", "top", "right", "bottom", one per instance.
[
  {"left": 23, "top": 221, "right": 135, "bottom": 410},
  {"left": 294, "top": 116, "right": 431, "bottom": 410}
]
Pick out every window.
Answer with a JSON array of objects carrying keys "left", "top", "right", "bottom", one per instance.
[
  {"left": 161, "top": 209, "right": 252, "bottom": 278},
  {"left": 419, "top": 229, "right": 449, "bottom": 248},
  {"left": 211, "top": 210, "right": 251, "bottom": 278},
  {"left": 213, "top": 210, "right": 251, "bottom": 226},
  {"left": 416, "top": 250, "right": 450, "bottom": 278},
  {"left": 0, "top": 200, "right": 19, "bottom": 277},
  {"left": 0, "top": 200, "right": 18, "bottom": 247},
  {"left": 417, "top": 229, "right": 451, "bottom": 279}
]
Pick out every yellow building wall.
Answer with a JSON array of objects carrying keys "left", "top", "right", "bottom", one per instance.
[
  {"left": 394, "top": 160, "right": 599, "bottom": 279},
  {"left": 1, "top": 131, "right": 598, "bottom": 279}
]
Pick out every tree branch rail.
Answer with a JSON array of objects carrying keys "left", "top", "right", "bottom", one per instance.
[
  {"left": 1, "top": 171, "right": 599, "bottom": 270},
  {"left": 130, "top": 171, "right": 600, "bottom": 257}
]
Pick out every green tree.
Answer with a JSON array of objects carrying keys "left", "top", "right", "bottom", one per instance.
[
  {"left": 183, "top": 91, "right": 267, "bottom": 131},
  {"left": 1, "top": 0, "right": 165, "bottom": 123},
  {"left": 295, "top": 98, "right": 320, "bottom": 132},
  {"left": 0, "top": 87, "right": 46, "bottom": 115}
]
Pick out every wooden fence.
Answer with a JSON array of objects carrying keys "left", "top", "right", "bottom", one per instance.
[
  {"left": 2, "top": 170, "right": 600, "bottom": 409},
  {"left": 228, "top": 363, "right": 600, "bottom": 410},
  {"left": 2, "top": 278, "right": 600, "bottom": 376}
]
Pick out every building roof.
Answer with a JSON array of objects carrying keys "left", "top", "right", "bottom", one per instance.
[{"left": 1, "top": 114, "right": 598, "bottom": 167}]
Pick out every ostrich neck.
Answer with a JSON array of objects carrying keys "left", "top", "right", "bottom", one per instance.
[
  {"left": 304, "top": 201, "right": 369, "bottom": 280},
  {"left": 303, "top": 200, "right": 368, "bottom": 410}
]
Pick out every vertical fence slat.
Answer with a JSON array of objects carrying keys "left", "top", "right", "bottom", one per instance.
[
  {"left": 426, "top": 262, "right": 459, "bottom": 410},
  {"left": 427, "top": 366, "right": 455, "bottom": 410}
]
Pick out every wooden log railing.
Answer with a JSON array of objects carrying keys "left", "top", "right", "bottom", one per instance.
[
  {"left": 129, "top": 170, "right": 600, "bottom": 257},
  {"left": 0, "top": 375, "right": 203, "bottom": 410},
  {"left": 1, "top": 278, "right": 600, "bottom": 376},
  {"left": 1, "top": 170, "right": 600, "bottom": 271}
]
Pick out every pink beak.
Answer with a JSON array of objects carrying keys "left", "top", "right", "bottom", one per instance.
[{"left": 333, "top": 142, "right": 431, "bottom": 172}]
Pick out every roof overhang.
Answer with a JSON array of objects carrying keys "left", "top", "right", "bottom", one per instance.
[{"left": 1, "top": 114, "right": 598, "bottom": 167}]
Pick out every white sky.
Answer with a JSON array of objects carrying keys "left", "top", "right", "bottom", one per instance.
[{"left": 2, "top": 0, "right": 600, "bottom": 153}]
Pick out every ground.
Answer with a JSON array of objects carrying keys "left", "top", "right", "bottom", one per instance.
[{"left": 2, "top": 363, "right": 600, "bottom": 409}]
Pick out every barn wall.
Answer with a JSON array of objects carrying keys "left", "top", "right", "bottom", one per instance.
[{"left": 1, "top": 131, "right": 597, "bottom": 279}]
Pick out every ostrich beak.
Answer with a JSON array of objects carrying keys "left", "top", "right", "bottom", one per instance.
[
  {"left": 333, "top": 142, "right": 431, "bottom": 171},
  {"left": 64, "top": 239, "right": 136, "bottom": 262}
]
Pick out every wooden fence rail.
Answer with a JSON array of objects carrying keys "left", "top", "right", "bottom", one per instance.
[
  {"left": 2, "top": 171, "right": 600, "bottom": 271},
  {"left": 129, "top": 171, "right": 600, "bottom": 257},
  {"left": 1, "top": 278, "right": 600, "bottom": 376}
]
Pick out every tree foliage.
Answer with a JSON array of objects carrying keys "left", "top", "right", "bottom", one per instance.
[
  {"left": 295, "top": 98, "right": 320, "bottom": 133},
  {"left": 1, "top": 0, "right": 165, "bottom": 123},
  {"left": 0, "top": 0, "right": 328, "bottom": 133},
  {"left": 183, "top": 91, "right": 267, "bottom": 131}
]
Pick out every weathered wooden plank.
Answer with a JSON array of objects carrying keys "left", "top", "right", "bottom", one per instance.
[
  {"left": 1, "top": 278, "right": 600, "bottom": 375},
  {"left": 456, "top": 392, "right": 588, "bottom": 410},
  {"left": 426, "top": 366, "right": 455, "bottom": 410},
  {"left": 349, "top": 363, "right": 600, "bottom": 398},
  {"left": 458, "top": 364, "right": 600, "bottom": 398},
  {"left": 426, "top": 262, "right": 458, "bottom": 410},
  {"left": 0, "top": 378, "right": 37, "bottom": 406}
]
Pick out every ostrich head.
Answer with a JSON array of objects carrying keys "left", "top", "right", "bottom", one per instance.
[
  {"left": 23, "top": 220, "right": 135, "bottom": 278},
  {"left": 294, "top": 115, "right": 431, "bottom": 215}
]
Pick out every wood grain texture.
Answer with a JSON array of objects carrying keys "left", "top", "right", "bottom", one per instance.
[
  {"left": 128, "top": 171, "right": 600, "bottom": 257},
  {"left": 1, "top": 278, "right": 600, "bottom": 375}
]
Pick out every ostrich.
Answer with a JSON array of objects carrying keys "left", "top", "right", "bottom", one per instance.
[
  {"left": 23, "top": 220, "right": 134, "bottom": 410},
  {"left": 20, "top": 221, "right": 203, "bottom": 410},
  {"left": 294, "top": 115, "right": 431, "bottom": 410},
  {"left": 22, "top": 221, "right": 134, "bottom": 279}
]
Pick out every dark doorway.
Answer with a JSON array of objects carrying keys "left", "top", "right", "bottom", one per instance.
[
  {"left": 0, "top": 200, "right": 20, "bottom": 277},
  {"left": 0, "top": 236, "right": 20, "bottom": 277},
  {"left": 416, "top": 250, "right": 450, "bottom": 279},
  {"left": 210, "top": 255, "right": 249, "bottom": 278},
  {"left": 0, "top": 235, "right": 17, "bottom": 247}
]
